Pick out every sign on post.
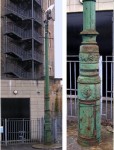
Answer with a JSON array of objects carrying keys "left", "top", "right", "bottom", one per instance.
[{"left": 0, "top": 126, "right": 3, "bottom": 133}]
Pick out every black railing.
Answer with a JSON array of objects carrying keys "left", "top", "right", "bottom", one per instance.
[
  {"left": 33, "top": 30, "right": 43, "bottom": 44},
  {"left": 6, "top": 1, "right": 42, "bottom": 24},
  {"left": 6, "top": 23, "right": 43, "bottom": 44},
  {"left": 33, "top": 11, "right": 42, "bottom": 25},
  {"left": 6, "top": 3, "right": 27, "bottom": 19},
  {"left": 4, "top": 0, "right": 43, "bottom": 79},
  {"left": 22, "top": 30, "right": 32, "bottom": 39},
  {"left": 6, "top": 42, "right": 43, "bottom": 63},
  {"left": 23, "top": 50, "right": 43, "bottom": 63},
  {"left": 5, "top": 60, "right": 32, "bottom": 79},
  {"left": 5, "top": 61, "right": 42, "bottom": 79},
  {"left": 33, "top": 50, "right": 43, "bottom": 63},
  {"left": 22, "top": 29, "right": 43, "bottom": 44},
  {"left": 6, "top": 42, "right": 23, "bottom": 58},
  {"left": 35, "top": 0, "right": 42, "bottom": 6},
  {"left": 6, "top": 22, "right": 23, "bottom": 38}
]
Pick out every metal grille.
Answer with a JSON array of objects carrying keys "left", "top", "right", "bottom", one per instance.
[
  {"left": 1, "top": 118, "right": 43, "bottom": 146},
  {"left": 67, "top": 55, "right": 114, "bottom": 121},
  {"left": 101, "top": 56, "right": 114, "bottom": 120},
  {"left": 3, "top": 0, "right": 43, "bottom": 79},
  {"left": 1, "top": 117, "right": 62, "bottom": 146}
]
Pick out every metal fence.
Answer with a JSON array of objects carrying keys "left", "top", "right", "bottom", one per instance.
[
  {"left": 1, "top": 116, "right": 62, "bottom": 146},
  {"left": 67, "top": 55, "right": 114, "bottom": 121}
]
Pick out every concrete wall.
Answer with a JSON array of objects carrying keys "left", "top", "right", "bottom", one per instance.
[
  {"left": 67, "top": 0, "right": 113, "bottom": 12},
  {"left": 50, "top": 79, "right": 62, "bottom": 114},
  {"left": 1, "top": 80, "right": 44, "bottom": 119},
  {"left": 1, "top": 79, "right": 62, "bottom": 118},
  {"left": 1, "top": 79, "right": 62, "bottom": 140}
]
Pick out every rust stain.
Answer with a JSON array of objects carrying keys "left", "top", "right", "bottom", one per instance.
[
  {"left": 79, "top": 135, "right": 96, "bottom": 141},
  {"left": 87, "top": 126, "right": 91, "bottom": 130},
  {"left": 80, "top": 29, "right": 99, "bottom": 35},
  {"left": 79, "top": 99, "right": 97, "bottom": 105},
  {"left": 80, "top": 45, "right": 99, "bottom": 53}
]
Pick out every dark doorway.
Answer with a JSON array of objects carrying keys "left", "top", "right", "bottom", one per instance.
[
  {"left": 1, "top": 98, "right": 30, "bottom": 119},
  {"left": 1, "top": 98, "right": 30, "bottom": 142},
  {"left": 67, "top": 10, "right": 112, "bottom": 56}
]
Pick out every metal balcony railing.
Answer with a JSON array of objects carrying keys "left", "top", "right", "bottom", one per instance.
[
  {"left": 6, "top": 41, "right": 43, "bottom": 63},
  {"left": 33, "top": 50, "right": 43, "bottom": 63},
  {"left": 23, "top": 50, "right": 43, "bottom": 63},
  {"left": 22, "top": 30, "right": 32, "bottom": 39},
  {"left": 5, "top": 60, "right": 42, "bottom": 79},
  {"left": 6, "top": 22, "right": 43, "bottom": 43},
  {"left": 6, "top": 3, "right": 28, "bottom": 19},
  {"left": 5, "top": 60, "right": 32, "bottom": 79},
  {"left": 33, "top": 11, "right": 42, "bottom": 25},
  {"left": 6, "top": 1, "right": 42, "bottom": 24},
  {"left": 33, "top": 30, "right": 43, "bottom": 44},
  {"left": 35, "top": 0, "right": 42, "bottom": 6},
  {"left": 22, "top": 30, "right": 43, "bottom": 44},
  {"left": 5, "top": 22, "right": 23, "bottom": 38},
  {"left": 6, "top": 42, "right": 23, "bottom": 58}
]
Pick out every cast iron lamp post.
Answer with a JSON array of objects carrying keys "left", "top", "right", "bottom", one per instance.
[
  {"left": 77, "top": 0, "right": 101, "bottom": 146},
  {"left": 44, "top": 4, "right": 54, "bottom": 144}
]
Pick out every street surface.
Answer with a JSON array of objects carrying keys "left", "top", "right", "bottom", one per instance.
[{"left": 67, "top": 121, "right": 113, "bottom": 150}]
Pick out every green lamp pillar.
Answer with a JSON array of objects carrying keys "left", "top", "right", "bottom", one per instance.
[
  {"left": 44, "top": 19, "right": 52, "bottom": 144},
  {"left": 77, "top": 0, "right": 101, "bottom": 146}
]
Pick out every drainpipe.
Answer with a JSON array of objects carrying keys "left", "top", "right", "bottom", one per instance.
[{"left": 77, "top": 0, "right": 101, "bottom": 146}]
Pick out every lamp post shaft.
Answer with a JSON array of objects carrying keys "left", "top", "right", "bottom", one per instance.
[
  {"left": 77, "top": 0, "right": 101, "bottom": 146},
  {"left": 44, "top": 20, "right": 52, "bottom": 144}
]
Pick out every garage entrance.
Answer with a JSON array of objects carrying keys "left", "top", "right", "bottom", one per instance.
[
  {"left": 1, "top": 98, "right": 30, "bottom": 144},
  {"left": 1, "top": 98, "right": 30, "bottom": 119}
]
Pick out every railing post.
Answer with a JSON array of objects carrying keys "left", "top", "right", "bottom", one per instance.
[
  {"left": 54, "top": 118, "right": 57, "bottom": 143},
  {"left": 39, "top": 118, "right": 41, "bottom": 143},
  {"left": 22, "top": 119, "right": 24, "bottom": 143},
  {"left": 99, "top": 56, "right": 102, "bottom": 116},
  {"left": 5, "top": 119, "right": 7, "bottom": 146},
  {"left": 41, "top": 118, "right": 44, "bottom": 142}
]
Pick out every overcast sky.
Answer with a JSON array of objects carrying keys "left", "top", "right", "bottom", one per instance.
[{"left": 54, "top": 0, "right": 63, "bottom": 79}]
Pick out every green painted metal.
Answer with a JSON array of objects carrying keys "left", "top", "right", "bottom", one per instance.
[
  {"left": 77, "top": 0, "right": 101, "bottom": 146},
  {"left": 44, "top": 20, "right": 52, "bottom": 144}
]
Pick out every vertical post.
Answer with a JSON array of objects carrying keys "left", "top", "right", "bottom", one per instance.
[
  {"left": 112, "top": 7, "right": 114, "bottom": 106},
  {"left": 113, "top": 9, "right": 114, "bottom": 56},
  {"left": 32, "top": 0, "right": 34, "bottom": 79},
  {"left": 77, "top": 0, "right": 101, "bottom": 146},
  {"left": 5, "top": 119, "right": 7, "bottom": 146},
  {"left": 44, "top": 19, "right": 52, "bottom": 144},
  {"left": 99, "top": 57, "right": 102, "bottom": 115},
  {"left": 39, "top": 118, "right": 41, "bottom": 143},
  {"left": 41, "top": 118, "right": 44, "bottom": 142},
  {"left": 54, "top": 118, "right": 57, "bottom": 143},
  {"left": 22, "top": 119, "right": 24, "bottom": 143}
]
